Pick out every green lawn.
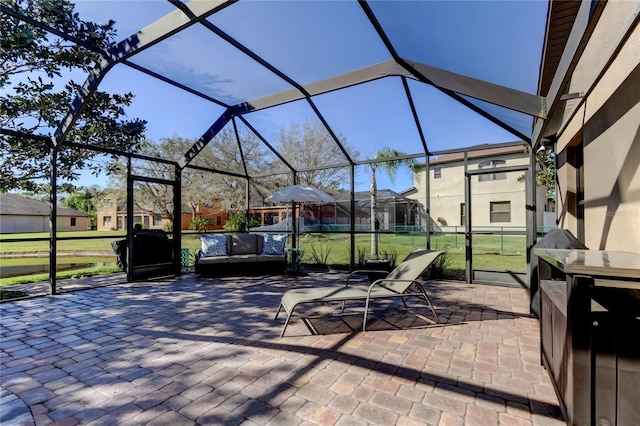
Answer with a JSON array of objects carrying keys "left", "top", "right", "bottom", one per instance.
[
  {"left": 295, "top": 232, "right": 526, "bottom": 273},
  {"left": 0, "top": 231, "right": 126, "bottom": 253},
  {"left": 0, "top": 230, "right": 526, "bottom": 287}
]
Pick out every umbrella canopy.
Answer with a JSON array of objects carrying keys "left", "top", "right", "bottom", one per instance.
[{"left": 266, "top": 185, "right": 335, "bottom": 204}]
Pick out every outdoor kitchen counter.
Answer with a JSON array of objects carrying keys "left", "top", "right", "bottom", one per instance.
[
  {"left": 534, "top": 248, "right": 640, "bottom": 280},
  {"left": 534, "top": 248, "right": 640, "bottom": 426}
]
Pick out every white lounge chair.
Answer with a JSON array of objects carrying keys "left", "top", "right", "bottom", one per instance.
[{"left": 275, "top": 250, "right": 443, "bottom": 336}]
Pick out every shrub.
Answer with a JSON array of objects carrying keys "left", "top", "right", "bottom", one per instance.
[
  {"left": 356, "top": 245, "right": 368, "bottom": 267},
  {"left": 224, "top": 214, "right": 259, "bottom": 232},
  {"left": 308, "top": 244, "right": 332, "bottom": 265},
  {"left": 379, "top": 248, "right": 398, "bottom": 268},
  {"left": 190, "top": 216, "right": 212, "bottom": 233},
  {"left": 430, "top": 250, "right": 458, "bottom": 279}
]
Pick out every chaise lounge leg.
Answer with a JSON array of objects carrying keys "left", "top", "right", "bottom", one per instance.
[
  {"left": 425, "top": 294, "right": 439, "bottom": 323},
  {"left": 416, "top": 282, "right": 439, "bottom": 323},
  {"left": 363, "top": 298, "right": 371, "bottom": 331},
  {"left": 281, "top": 310, "right": 294, "bottom": 337}
]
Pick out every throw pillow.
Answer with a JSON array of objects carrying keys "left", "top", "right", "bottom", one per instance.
[
  {"left": 201, "top": 235, "right": 228, "bottom": 257},
  {"left": 261, "top": 234, "right": 287, "bottom": 255}
]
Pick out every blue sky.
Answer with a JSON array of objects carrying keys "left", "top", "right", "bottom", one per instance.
[{"left": 69, "top": 0, "right": 548, "bottom": 193}]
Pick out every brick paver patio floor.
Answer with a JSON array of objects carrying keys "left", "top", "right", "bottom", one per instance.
[{"left": 0, "top": 272, "right": 565, "bottom": 425}]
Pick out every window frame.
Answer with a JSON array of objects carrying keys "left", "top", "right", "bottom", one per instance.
[
  {"left": 478, "top": 159, "right": 507, "bottom": 182},
  {"left": 490, "top": 201, "right": 511, "bottom": 223}
]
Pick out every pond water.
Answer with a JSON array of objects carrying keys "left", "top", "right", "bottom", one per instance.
[{"left": 0, "top": 259, "right": 116, "bottom": 279}]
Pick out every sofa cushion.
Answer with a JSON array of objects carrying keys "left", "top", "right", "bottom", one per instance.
[
  {"left": 201, "top": 234, "right": 228, "bottom": 257},
  {"left": 257, "top": 254, "right": 286, "bottom": 262},
  {"left": 261, "top": 234, "right": 287, "bottom": 255},
  {"left": 228, "top": 254, "right": 259, "bottom": 263},
  {"left": 198, "top": 255, "right": 229, "bottom": 265},
  {"left": 230, "top": 234, "right": 259, "bottom": 255}
]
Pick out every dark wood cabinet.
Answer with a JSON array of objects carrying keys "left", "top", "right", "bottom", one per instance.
[{"left": 535, "top": 249, "right": 640, "bottom": 426}]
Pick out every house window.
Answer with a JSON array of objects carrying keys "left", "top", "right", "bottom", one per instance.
[
  {"left": 490, "top": 201, "right": 511, "bottom": 223},
  {"left": 478, "top": 160, "right": 506, "bottom": 181},
  {"left": 70, "top": 217, "right": 76, "bottom": 227},
  {"left": 103, "top": 216, "right": 112, "bottom": 227},
  {"left": 265, "top": 212, "right": 279, "bottom": 225},
  {"left": 153, "top": 215, "right": 162, "bottom": 226},
  {"left": 433, "top": 167, "right": 441, "bottom": 179},
  {"left": 216, "top": 216, "right": 222, "bottom": 226},
  {"left": 102, "top": 198, "right": 113, "bottom": 208}
]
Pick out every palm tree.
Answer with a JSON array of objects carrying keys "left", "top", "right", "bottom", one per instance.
[
  {"left": 61, "top": 185, "right": 100, "bottom": 228},
  {"left": 369, "top": 147, "right": 419, "bottom": 258}
]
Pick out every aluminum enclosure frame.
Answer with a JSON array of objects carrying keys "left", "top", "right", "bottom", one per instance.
[{"left": 2, "top": 0, "right": 604, "bottom": 293}]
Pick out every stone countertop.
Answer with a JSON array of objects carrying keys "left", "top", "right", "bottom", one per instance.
[{"left": 534, "top": 248, "right": 640, "bottom": 279}]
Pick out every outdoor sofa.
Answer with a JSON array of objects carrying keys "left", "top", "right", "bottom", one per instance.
[{"left": 195, "top": 233, "right": 287, "bottom": 277}]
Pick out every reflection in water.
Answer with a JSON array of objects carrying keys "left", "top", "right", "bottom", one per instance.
[{"left": 0, "top": 260, "right": 115, "bottom": 279}]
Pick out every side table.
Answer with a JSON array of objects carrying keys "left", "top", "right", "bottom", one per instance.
[{"left": 287, "top": 248, "right": 305, "bottom": 275}]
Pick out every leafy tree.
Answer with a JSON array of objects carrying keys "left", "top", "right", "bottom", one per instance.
[
  {"left": 223, "top": 213, "right": 259, "bottom": 232},
  {"left": 517, "top": 148, "right": 556, "bottom": 200},
  {"left": 108, "top": 130, "right": 275, "bottom": 221},
  {"left": 191, "top": 127, "right": 277, "bottom": 211},
  {"left": 277, "top": 119, "right": 359, "bottom": 190},
  {"left": 369, "top": 147, "right": 419, "bottom": 257},
  {"left": 61, "top": 185, "right": 98, "bottom": 214},
  {"left": 189, "top": 216, "right": 212, "bottom": 234},
  {"left": 108, "top": 137, "right": 189, "bottom": 223},
  {"left": 16, "top": 184, "right": 55, "bottom": 203},
  {"left": 1, "top": 0, "right": 146, "bottom": 193},
  {"left": 60, "top": 185, "right": 100, "bottom": 227},
  {"left": 536, "top": 152, "right": 556, "bottom": 200}
]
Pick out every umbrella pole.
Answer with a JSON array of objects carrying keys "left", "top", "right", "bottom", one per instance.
[
  {"left": 291, "top": 201, "right": 297, "bottom": 250},
  {"left": 290, "top": 201, "right": 302, "bottom": 274}
]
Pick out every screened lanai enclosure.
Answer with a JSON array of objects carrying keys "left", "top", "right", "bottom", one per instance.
[{"left": 2, "top": 0, "right": 592, "bottom": 293}]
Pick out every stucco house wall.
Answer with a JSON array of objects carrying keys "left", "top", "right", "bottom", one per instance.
[
  {"left": 409, "top": 145, "right": 546, "bottom": 229},
  {"left": 96, "top": 207, "right": 171, "bottom": 232},
  {"left": 554, "top": 2, "right": 639, "bottom": 252},
  {"left": 190, "top": 203, "right": 228, "bottom": 231},
  {"left": 0, "top": 194, "right": 90, "bottom": 233},
  {"left": 95, "top": 191, "right": 172, "bottom": 231}
]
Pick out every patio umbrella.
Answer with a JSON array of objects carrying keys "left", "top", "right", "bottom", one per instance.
[
  {"left": 266, "top": 185, "right": 335, "bottom": 263},
  {"left": 265, "top": 184, "right": 335, "bottom": 204}
]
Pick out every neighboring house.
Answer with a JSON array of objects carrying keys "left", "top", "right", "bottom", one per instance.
[
  {"left": 0, "top": 193, "right": 90, "bottom": 233},
  {"left": 248, "top": 206, "right": 289, "bottom": 228},
  {"left": 95, "top": 191, "right": 164, "bottom": 231},
  {"left": 333, "top": 190, "right": 422, "bottom": 231},
  {"left": 95, "top": 190, "right": 228, "bottom": 231},
  {"left": 185, "top": 201, "right": 228, "bottom": 231},
  {"left": 539, "top": 1, "right": 639, "bottom": 252},
  {"left": 407, "top": 144, "right": 554, "bottom": 230},
  {"left": 249, "top": 189, "right": 421, "bottom": 232}
]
